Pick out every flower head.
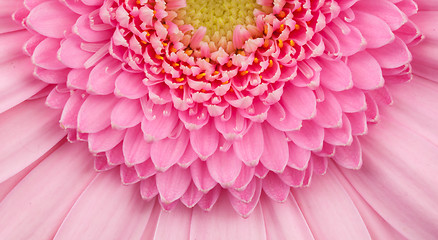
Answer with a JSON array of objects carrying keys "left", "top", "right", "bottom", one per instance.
[{"left": 11, "top": 0, "right": 423, "bottom": 216}]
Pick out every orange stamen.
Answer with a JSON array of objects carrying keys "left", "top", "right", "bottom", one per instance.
[
  {"left": 196, "top": 73, "right": 206, "bottom": 79},
  {"left": 185, "top": 49, "right": 193, "bottom": 56},
  {"left": 278, "top": 11, "right": 286, "bottom": 18},
  {"left": 279, "top": 24, "right": 285, "bottom": 32}
]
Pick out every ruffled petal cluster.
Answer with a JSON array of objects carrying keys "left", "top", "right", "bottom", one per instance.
[{"left": 13, "top": 0, "right": 422, "bottom": 216}]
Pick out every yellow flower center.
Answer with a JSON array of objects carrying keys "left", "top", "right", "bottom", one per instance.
[{"left": 175, "top": 0, "right": 261, "bottom": 45}]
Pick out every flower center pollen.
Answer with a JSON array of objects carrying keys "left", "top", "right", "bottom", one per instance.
[{"left": 175, "top": 0, "right": 261, "bottom": 46}]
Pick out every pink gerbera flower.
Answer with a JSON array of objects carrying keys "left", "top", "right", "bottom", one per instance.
[{"left": 0, "top": 0, "right": 437, "bottom": 239}]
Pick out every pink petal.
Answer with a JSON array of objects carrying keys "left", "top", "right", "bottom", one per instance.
[
  {"left": 151, "top": 130, "right": 189, "bottom": 171},
  {"left": 348, "top": 51, "right": 384, "bottom": 90},
  {"left": 190, "top": 120, "right": 219, "bottom": 159},
  {"left": 190, "top": 160, "right": 217, "bottom": 192},
  {"left": 114, "top": 71, "right": 148, "bottom": 99},
  {"left": 260, "top": 124, "right": 289, "bottom": 173},
  {"left": 180, "top": 182, "right": 204, "bottom": 208},
  {"left": 110, "top": 98, "right": 143, "bottom": 129},
  {"left": 318, "top": 58, "right": 353, "bottom": 91},
  {"left": 340, "top": 115, "right": 438, "bottom": 239},
  {"left": 77, "top": 94, "right": 118, "bottom": 133},
  {"left": 197, "top": 185, "right": 222, "bottom": 211},
  {"left": 58, "top": 36, "right": 93, "bottom": 68},
  {"left": 120, "top": 164, "right": 140, "bottom": 184},
  {"left": 287, "top": 120, "right": 324, "bottom": 151},
  {"left": 231, "top": 166, "right": 256, "bottom": 191},
  {"left": 88, "top": 126, "right": 126, "bottom": 153},
  {"left": 228, "top": 179, "right": 262, "bottom": 217},
  {"left": 0, "top": 143, "right": 96, "bottom": 239},
  {"left": 233, "top": 123, "right": 264, "bottom": 166},
  {"left": 26, "top": 1, "right": 78, "bottom": 38},
  {"left": 324, "top": 114, "right": 353, "bottom": 146},
  {"left": 313, "top": 89, "right": 343, "bottom": 128},
  {"left": 32, "top": 38, "right": 66, "bottom": 70},
  {"left": 278, "top": 167, "right": 306, "bottom": 187},
  {"left": 191, "top": 194, "right": 266, "bottom": 239},
  {"left": 139, "top": 177, "right": 158, "bottom": 200},
  {"left": 156, "top": 165, "right": 191, "bottom": 203},
  {"left": 207, "top": 149, "right": 242, "bottom": 187},
  {"left": 54, "top": 170, "right": 155, "bottom": 239},
  {"left": 123, "top": 125, "right": 151, "bottom": 166},
  {"left": 87, "top": 56, "right": 121, "bottom": 95},
  {"left": 292, "top": 171, "right": 371, "bottom": 239},
  {"left": 281, "top": 85, "right": 316, "bottom": 120},
  {"left": 153, "top": 204, "right": 191, "bottom": 239},
  {"left": 368, "top": 37, "right": 412, "bottom": 69},
  {"left": 0, "top": 56, "right": 47, "bottom": 113},
  {"left": 228, "top": 179, "right": 257, "bottom": 203},
  {"left": 261, "top": 194, "right": 314, "bottom": 240},
  {"left": 333, "top": 88, "right": 366, "bottom": 113},
  {"left": 351, "top": 11, "right": 394, "bottom": 48},
  {"left": 287, "top": 142, "right": 311, "bottom": 170},
  {"left": 262, "top": 172, "right": 290, "bottom": 202},
  {"left": 266, "top": 103, "right": 302, "bottom": 131},
  {"left": 333, "top": 136, "right": 362, "bottom": 169},
  {"left": 0, "top": 99, "right": 65, "bottom": 182},
  {"left": 141, "top": 102, "right": 179, "bottom": 141}
]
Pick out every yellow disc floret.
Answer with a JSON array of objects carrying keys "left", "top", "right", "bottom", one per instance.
[{"left": 175, "top": 0, "right": 260, "bottom": 41}]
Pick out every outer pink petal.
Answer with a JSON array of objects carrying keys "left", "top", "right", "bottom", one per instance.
[
  {"left": 292, "top": 171, "right": 371, "bottom": 239},
  {"left": 341, "top": 107, "right": 438, "bottom": 239},
  {"left": 0, "top": 54, "right": 47, "bottom": 113},
  {"left": 0, "top": 99, "right": 65, "bottom": 182},
  {"left": 153, "top": 204, "right": 191, "bottom": 239},
  {"left": 0, "top": 143, "right": 96, "bottom": 239},
  {"left": 190, "top": 194, "right": 267, "bottom": 240},
  {"left": 261, "top": 194, "right": 314, "bottom": 239},
  {"left": 54, "top": 169, "right": 156, "bottom": 239}
]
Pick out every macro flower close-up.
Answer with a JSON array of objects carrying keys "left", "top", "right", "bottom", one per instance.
[{"left": 0, "top": 0, "right": 437, "bottom": 238}]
